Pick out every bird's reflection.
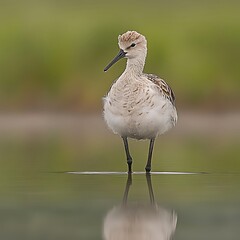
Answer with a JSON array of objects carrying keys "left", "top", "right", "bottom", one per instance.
[{"left": 103, "top": 174, "right": 177, "bottom": 240}]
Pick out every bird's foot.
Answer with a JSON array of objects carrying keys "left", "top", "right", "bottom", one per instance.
[
  {"left": 145, "top": 166, "right": 151, "bottom": 173},
  {"left": 127, "top": 158, "right": 132, "bottom": 174}
]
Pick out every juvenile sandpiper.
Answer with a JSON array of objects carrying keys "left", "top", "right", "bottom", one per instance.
[{"left": 103, "top": 31, "right": 177, "bottom": 173}]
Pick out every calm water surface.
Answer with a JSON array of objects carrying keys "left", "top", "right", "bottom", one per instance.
[
  {"left": 1, "top": 170, "right": 240, "bottom": 239},
  {"left": 0, "top": 114, "right": 240, "bottom": 239}
]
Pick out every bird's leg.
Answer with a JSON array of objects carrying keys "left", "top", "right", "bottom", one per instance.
[
  {"left": 145, "top": 138, "right": 155, "bottom": 173},
  {"left": 122, "top": 137, "right": 133, "bottom": 173}
]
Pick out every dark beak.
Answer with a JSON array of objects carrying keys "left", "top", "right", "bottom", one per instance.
[{"left": 104, "top": 49, "right": 126, "bottom": 72}]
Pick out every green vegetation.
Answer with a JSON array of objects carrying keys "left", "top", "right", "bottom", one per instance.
[
  {"left": 0, "top": 0, "right": 239, "bottom": 110},
  {"left": 0, "top": 2, "right": 239, "bottom": 237}
]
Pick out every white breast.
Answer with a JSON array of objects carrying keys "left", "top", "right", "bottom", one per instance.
[{"left": 103, "top": 77, "right": 177, "bottom": 140}]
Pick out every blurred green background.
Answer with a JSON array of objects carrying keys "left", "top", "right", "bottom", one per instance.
[
  {"left": 0, "top": 1, "right": 240, "bottom": 239},
  {"left": 0, "top": 0, "right": 239, "bottom": 111}
]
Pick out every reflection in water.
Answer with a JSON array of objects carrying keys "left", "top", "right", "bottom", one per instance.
[{"left": 103, "top": 174, "right": 177, "bottom": 240}]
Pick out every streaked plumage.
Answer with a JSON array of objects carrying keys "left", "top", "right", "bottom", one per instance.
[{"left": 103, "top": 31, "right": 177, "bottom": 173}]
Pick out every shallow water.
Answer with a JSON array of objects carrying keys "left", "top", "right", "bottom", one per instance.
[
  {"left": 1, "top": 170, "right": 240, "bottom": 239},
  {"left": 0, "top": 114, "right": 240, "bottom": 239}
]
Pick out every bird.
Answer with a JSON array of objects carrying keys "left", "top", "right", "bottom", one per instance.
[{"left": 103, "top": 30, "right": 177, "bottom": 173}]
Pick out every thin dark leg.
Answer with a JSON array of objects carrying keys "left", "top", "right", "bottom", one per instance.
[
  {"left": 146, "top": 173, "right": 155, "bottom": 205},
  {"left": 122, "top": 137, "right": 133, "bottom": 173},
  {"left": 122, "top": 173, "right": 132, "bottom": 206},
  {"left": 145, "top": 138, "right": 155, "bottom": 173}
]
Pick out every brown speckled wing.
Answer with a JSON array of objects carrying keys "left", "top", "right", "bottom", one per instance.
[{"left": 145, "top": 74, "right": 176, "bottom": 106}]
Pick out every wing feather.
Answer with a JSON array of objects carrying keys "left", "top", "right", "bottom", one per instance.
[{"left": 145, "top": 74, "right": 176, "bottom": 106}]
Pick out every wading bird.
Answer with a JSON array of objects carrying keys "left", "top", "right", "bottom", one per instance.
[{"left": 104, "top": 31, "right": 177, "bottom": 173}]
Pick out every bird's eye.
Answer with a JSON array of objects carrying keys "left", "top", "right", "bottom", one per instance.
[{"left": 130, "top": 43, "right": 136, "bottom": 48}]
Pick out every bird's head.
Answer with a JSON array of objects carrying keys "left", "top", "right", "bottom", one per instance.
[{"left": 104, "top": 31, "right": 147, "bottom": 72}]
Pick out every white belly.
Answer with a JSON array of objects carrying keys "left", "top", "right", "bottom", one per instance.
[{"left": 103, "top": 92, "right": 177, "bottom": 140}]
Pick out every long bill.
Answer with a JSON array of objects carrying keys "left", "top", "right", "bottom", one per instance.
[{"left": 104, "top": 49, "right": 126, "bottom": 72}]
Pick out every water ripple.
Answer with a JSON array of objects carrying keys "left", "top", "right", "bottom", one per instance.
[{"left": 66, "top": 171, "right": 203, "bottom": 175}]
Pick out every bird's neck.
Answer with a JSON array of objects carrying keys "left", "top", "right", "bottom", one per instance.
[{"left": 123, "top": 55, "right": 146, "bottom": 78}]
